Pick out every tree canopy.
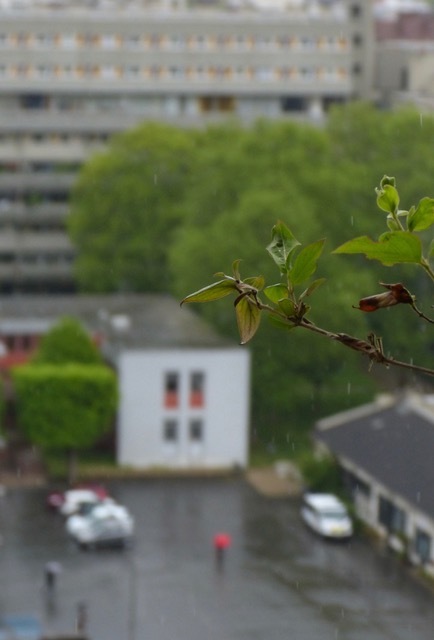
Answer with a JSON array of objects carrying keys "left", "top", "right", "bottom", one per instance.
[
  {"left": 32, "top": 316, "right": 102, "bottom": 365},
  {"left": 68, "top": 122, "right": 196, "bottom": 292},
  {"left": 13, "top": 317, "right": 118, "bottom": 481},
  {"left": 13, "top": 364, "right": 117, "bottom": 451}
]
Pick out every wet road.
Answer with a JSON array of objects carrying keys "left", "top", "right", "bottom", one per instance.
[{"left": 0, "top": 478, "right": 434, "bottom": 640}]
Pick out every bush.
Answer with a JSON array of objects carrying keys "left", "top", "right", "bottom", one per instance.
[
  {"left": 298, "top": 452, "right": 342, "bottom": 494},
  {"left": 12, "top": 364, "right": 118, "bottom": 451}
]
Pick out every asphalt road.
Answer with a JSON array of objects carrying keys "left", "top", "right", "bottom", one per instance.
[{"left": 0, "top": 478, "right": 434, "bottom": 640}]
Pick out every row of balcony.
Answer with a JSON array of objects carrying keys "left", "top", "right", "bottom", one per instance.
[
  {"left": 0, "top": 76, "right": 353, "bottom": 97},
  {"left": 0, "top": 61, "right": 352, "bottom": 80},
  {"left": 0, "top": 202, "right": 69, "bottom": 221},
  {"left": 0, "top": 261, "right": 73, "bottom": 281},
  {"left": 0, "top": 31, "right": 349, "bottom": 51},
  {"left": 0, "top": 172, "right": 76, "bottom": 190},
  {"left": 0, "top": 230, "right": 73, "bottom": 251}
]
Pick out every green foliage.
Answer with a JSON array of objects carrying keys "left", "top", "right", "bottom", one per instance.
[
  {"left": 334, "top": 175, "right": 434, "bottom": 268},
  {"left": 182, "top": 175, "right": 434, "bottom": 358},
  {"left": 182, "top": 222, "right": 326, "bottom": 344},
  {"left": 12, "top": 364, "right": 118, "bottom": 451},
  {"left": 14, "top": 317, "right": 118, "bottom": 470},
  {"left": 298, "top": 452, "right": 342, "bottom": 494},
  {"left": 68, "top": 122, "right": 196, "bottom": 292},
  {"left": 182, "top": 172, "right": 434, "bottom": 443},
  {"left": 32, "top": 316, "right": 102, "bottom": 365},
  {"left": 70, "top": 104, "right": 434, "bottom": 446}
]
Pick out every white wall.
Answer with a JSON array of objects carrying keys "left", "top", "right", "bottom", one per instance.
[
  {"left": 117, "top": 347, "right": 250, "bottom": 470},
  {"left": 342, "top": 460, "right": 434, "bottom": 569}
]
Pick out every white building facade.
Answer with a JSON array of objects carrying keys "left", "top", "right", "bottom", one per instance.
[
  {"left": 118, "top": 348, "right": 250, "bottom": 469},
  {"left": 0, "top": 293, "right": 252, "bottom": 472}
]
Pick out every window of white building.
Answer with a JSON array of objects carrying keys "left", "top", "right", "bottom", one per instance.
[
  {"left": 189, "top": 419, "right": 203, "bottom": 442},
  {"left": 190, "top": 372, "right": 205, "bottom": 408},
  {"left": 163, "top": 419, "right": 178, "bottom": 442}
]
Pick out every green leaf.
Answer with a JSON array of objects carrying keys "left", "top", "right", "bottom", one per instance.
[
  {"left": 376, "top": 184, "right": 399, "bottom": 214},
  {"left": 268, "top": 315, "right": 297, "bottom": 331},
  {"left": 380, "top": 175, "right": 396, "bottom": 188},
  {"left": 235, "top": 296, "right": 261, "bottom": 344},
  {"left": 386, "top": 214, "right": 401, "bottom": 232},
  {"left": 232, "top": 259, "right": 242, "bottom": 280},
  {"left": 278, "top": 298, "right": 296, "bottom": 316},
  {"left": 333, "top": 232, "right": 422, "bottom": 266},
  {"left": 288, "top": 239, "right": 325, "bottom": 286},
  {"left": 429, "top": 239, "right": 434, "bottom": 259},
  {"left": 266, "top": 221, "right": 300, "bottom": 274},
  {"left": 299, "top": 277, "right": 326, "bottom": 300},
  {"left": 264, "top": 283, "right": 288, "bottom": 303},
  {"left": 407, "top": 197, "right": 434, "bottom": 232},
  {"left": 244, "top": 275, "right": 265, "bottom": 290},
  {"left": 181, "top": 279, "right": 237, "bottom": 305}
]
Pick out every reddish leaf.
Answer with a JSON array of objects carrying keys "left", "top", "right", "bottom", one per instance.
[{"left": 355, "top": 283, "right": 414, "bottom": 312}]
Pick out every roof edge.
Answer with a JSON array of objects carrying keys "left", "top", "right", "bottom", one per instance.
[{"left": 315, "top": 393, "right": 395, "bottom": 431}]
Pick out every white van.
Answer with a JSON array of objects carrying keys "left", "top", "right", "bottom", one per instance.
[{"left": 301, "top": 493, "right": 353, "bottom": 540}]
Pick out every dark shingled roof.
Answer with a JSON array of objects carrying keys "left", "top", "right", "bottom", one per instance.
[
  {"left": 315, "top": 394, "right": 434, "bottom": 519},
  {"left": 0, "top": 293, "right": 236, "bottom": 354}
]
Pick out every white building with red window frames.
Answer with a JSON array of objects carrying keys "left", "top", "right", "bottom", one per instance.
[
  {"left": 119, "top": 348, "right": 250, "bottom": 469},
  {"left": 0, "top": 293, "right": 251, "bottom": 471}
]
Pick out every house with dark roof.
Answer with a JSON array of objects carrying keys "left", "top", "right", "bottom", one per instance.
[
  {"left": 0, "top": 294, "right": 251, "bottom": 472},
  {"left": 314, "top": 391, "right": 434, "bottom": 573}
]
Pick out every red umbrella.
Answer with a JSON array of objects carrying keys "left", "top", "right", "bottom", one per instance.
[{"left": 213, "top": 532, "right": 232, "bottom": 550}]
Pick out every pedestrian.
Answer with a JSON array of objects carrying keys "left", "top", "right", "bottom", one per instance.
[
  {"left": 213, "top": 532, "right": 232, "bottom": 570},
  {"left": 76, "top": 601, "right": 88, "bottom": 634},
  {"left": 44, "top": 560, "right": 62, "bottom": 592}
]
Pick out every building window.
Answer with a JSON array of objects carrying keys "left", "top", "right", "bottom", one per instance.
[
  {"left": 351, "top": 4, "right": 362, "bottom": 18},
  {"left": 163, "top": 419, "right": 178, "bottom": 442},
  {"left": 125, "top": 35, "right": 141, "bottom": 48},
  {"left": 256, "top": 67, "right": 274, "bottom": 82},
  {"left": 190, "top": 372, "right": 204, "bottom": 408},
  {"left": 190, "top": 419, "right": 203, "bottom": 442},
  {"left": 281, "top": 96, "right": 306, "bottom": 113},
  {"left": 125, "top": 66, "right": 140, "bottom": 78},
  {"left": 164, "top": 372, "right": 179, "bottom": 408},
  {"left": 199, "top": 96, "right": 235, "bottom": 113},
  {"left": 378, "top": 496, "right": 406, "bottom": 535},
  {"left": 20, "top": 94, "right": 48, "bottom": 110},
  {"left": 414, "top": 528, "right": 431, "bottom": 564},
  {"left": 101, "top": 35, "right": 118, "bottom": 49}
]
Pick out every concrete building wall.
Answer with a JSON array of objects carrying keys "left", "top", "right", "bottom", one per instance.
[
  {"left": 0, "top": 0, "right": 374, "bottom": 293},
  {"left": 340, "top": 456, "right": 434, "bottom": 574},
  {"left": 117, "top": 347, "right": 251, "bottom": 470},
  {"left": 374, "top": 12, "right": 434, "bottom": 108}
]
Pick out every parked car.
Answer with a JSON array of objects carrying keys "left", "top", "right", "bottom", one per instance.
[
  {"left": 66, "top": 501, "right": 135, "bottom": 549},
  {"left": 46, "top": 484, "right": 109, "bottom": 514},
  {"left": 300, "top": 493, "right": 353, "bottom": 540},
  {"left": 59, "top": 488, "right": 108, "bottom": 517}
]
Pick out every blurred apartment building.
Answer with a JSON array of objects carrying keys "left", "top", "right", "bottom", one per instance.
[
  {"left": 375, "top": 1, "right": 434, "bottom": 110},
  {"left": 0, "top": 0, "right": 373, "bottom": 293}
]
